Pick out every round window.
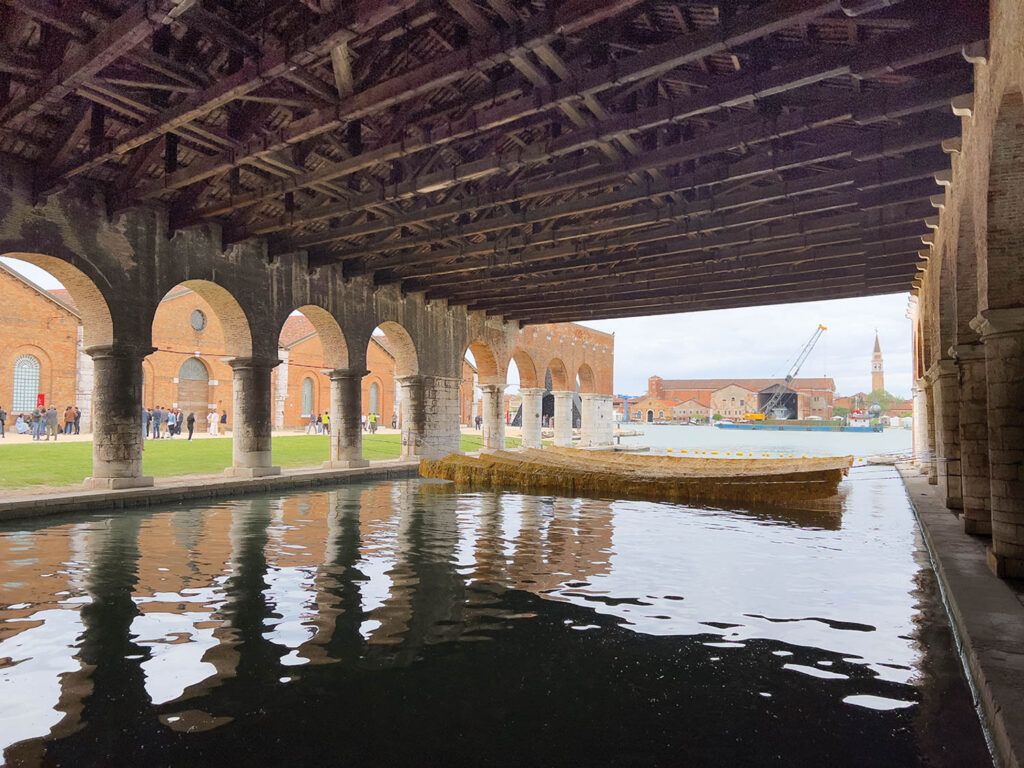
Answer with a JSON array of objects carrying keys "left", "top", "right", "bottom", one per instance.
[{"left": 190, "top": 309, "right": 207, "bottom": 332}]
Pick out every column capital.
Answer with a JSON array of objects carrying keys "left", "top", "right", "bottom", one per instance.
[
  {"left": 85, "top": 343, "right": 155, "bottom": 361},
  {"left": 950, "top": 341, "right": 986, "bottom": 362},
  {"left": 227, "top": 356, "right": 281, "bottom": 371},
  {"left": 969, "top": 307, "right": 1024, "bottom": 339},
  {"left": 923, "top": 358, "right": 958, "bottom": 383},
  {"left": 518, "top": 387, "right": 545, "bottom": 397},
  {"left": 325, "top": 367, "right": 368, "bottom": 381},
  {"left": 478, "top": 383, "right": 504, "bottom": 394},
  {"left": 551, "top": 389, "right": 575, "bottom": 397}
]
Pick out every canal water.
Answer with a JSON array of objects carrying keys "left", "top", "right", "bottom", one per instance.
[{"left": 0, "top": 468, "right": 990, "bottom": 766}]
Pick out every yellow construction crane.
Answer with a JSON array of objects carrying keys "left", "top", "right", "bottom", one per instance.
[{"left": 744, "top": 324, "right": 827, "bottom": 420}]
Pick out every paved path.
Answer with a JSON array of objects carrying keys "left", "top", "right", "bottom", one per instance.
[{"left": 900, "top": 464, "right": 1024, "bottom": 768}]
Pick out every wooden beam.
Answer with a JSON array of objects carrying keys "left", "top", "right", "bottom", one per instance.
[{"left": 329, "top": 42, "right": 354, "bottom": 100}]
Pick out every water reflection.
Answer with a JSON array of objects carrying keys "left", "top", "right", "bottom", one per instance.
[{"left": 0, "top": 469, "right": 990, "bottom": 767}]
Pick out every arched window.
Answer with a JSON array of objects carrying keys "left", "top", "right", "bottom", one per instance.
[
  {"left": 301, "top": 378, "right": 314, "bottom": 416},
  {"left": 12, "top": 355, "right": 40, "bottom": 411},
  {"left": 178, "top": 357, "right": 209, "bottom": 381},
  {"left": 369, "top": 382, "right": 380, "bottom": 414}
]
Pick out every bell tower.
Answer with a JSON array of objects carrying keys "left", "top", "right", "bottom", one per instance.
[{"left": 871, "top": 331, "right": 884, "bottom": 393}]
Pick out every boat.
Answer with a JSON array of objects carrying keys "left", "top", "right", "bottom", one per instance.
[{"left": 716, "top": 420, "right": 882, "bottom": 432}]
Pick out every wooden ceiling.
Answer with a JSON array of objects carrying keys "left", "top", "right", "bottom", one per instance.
[{"left": 0, "top": 0, "right": 986, "bottom": 323}]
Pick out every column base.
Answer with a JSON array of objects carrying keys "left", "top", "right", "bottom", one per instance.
[
  {"left": 964, "top": 517, "right": 992, "bottom": 535},
  {"left": 987, "top": 548, "right": 1024, "bottom": 579},
  {"left": 322, "top": 459, "right": 369, "bottom": 469},
  {"left": 83, "top": 475, "right": 154, "bottom": 490},
  {"left": 224, "top": 465, "right": 281, "bottom": 478},
  {"left": 945, "top": 498, "right": 964, "bottom": 511}
]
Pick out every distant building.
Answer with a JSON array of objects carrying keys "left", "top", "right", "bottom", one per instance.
[{"left": 632, "top": 375, "right": 835, "bottom": 422}]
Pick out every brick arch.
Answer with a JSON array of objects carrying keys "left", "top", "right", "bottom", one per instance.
[
  {"left": 375, "top": 321, "right": 418, "bottom": 376},
  {"left": 466, "top": 340, "right": 501, "bottom": 385},
  {"left": 983, "top": 89, "right": 1024, "bottom": 312},
  {"left": 546, "top": 357, "right": 569, "bottom": 391},
  {"left": 577, "top": 363, "right": 597, "bottom": 394},
  {"left": 170, "top": 280, "right": 252, "bottom": 358},
  {"left": 510, "top": 348, "right": 540, "bottom": 389},
  {"left": 287, "top": 305, "right": 349, "bottom": 370},
  {"left": 1, "top": 252, "right": 113, "bottom": 348}
]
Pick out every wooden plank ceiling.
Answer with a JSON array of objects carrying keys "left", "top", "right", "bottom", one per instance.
[{"left": 0, "top": 0, "right": 986, "bottom": 324}]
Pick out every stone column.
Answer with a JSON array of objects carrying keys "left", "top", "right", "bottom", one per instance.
[
  {"left": 929, "top": 359, "right": 962, "bottom": 510},
  {"left": 954, "top": 342, "right": 990, "bottom": 534},
  {"left": 921, "top": 378, "right": 938, "bottom": 484},
  {"left": 479, "top": 384, "right": 505, "bottom": 451},
  {"left": 324, "top": 368, "right": 368, "bottom": 469},
  {"left": 84, "top": 345, "right": 154, "bottom": 489},
  {"left": 518, "top": 388, "right": 544, "bottom": 450},
  {"left": 975, "top": 309, "right": 1024, "bottom": 578},
  {"left": 226, "top": 357, "right": 280, "bottom": 478},
  {"left": 552, "top": 390, "right": 574, "bottom": 448},
  {"left": 579, "top": 393, "right": 599, "bottom": 446},
  {"left": 911, "top": 382, "right": 927, "bottom": 468},
  {"left": 398, "top": 374, "right": 461, "bottom": 459}
]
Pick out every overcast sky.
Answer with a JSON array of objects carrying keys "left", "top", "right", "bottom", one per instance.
[{"left": 4, "top": 257, "right": 911, "bottom": 399}]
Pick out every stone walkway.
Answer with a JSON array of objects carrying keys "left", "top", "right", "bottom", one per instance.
[
  {"left": 0, "top": 460, "right": 420, "bottom": 523},
  {"left": 899, "top": 464, "right": 1024, "bottom": 768}
]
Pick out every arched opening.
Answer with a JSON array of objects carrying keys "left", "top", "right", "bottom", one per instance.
[
  {"left": 146, "top": 280, "right": 251, "bottom": 448},
  {"left": 511, "top": 349, "right": 539, "bottom": 389},
  {"left": 276, "top": 306, "right": 346, "bottom": 433},
  {"left": 646, "top": 409, "right": 654, "bottom": 423},
  {"left": 546, "top": 357, "right": 569, "bottom": 391},
  {"left": 12, "top": 354, "right": 40, "bottom": 413},
  {"left": 369, "top": 381, "right": 380, "bottom": 414},
  {"left": 367, "top": 322, "right": 417, "bottom": 435},
  {"left": 0, "top": 255, "right": 114, "bottom": 441},
  {"left": 577, "top": 363, "right": 597, "bottom": 394},
  {"left": 464, "top": 339, "right": 504, "bottom": 450},
  {"left": 301, "top": 377, "right": 315, "bottom": 418},
  {"left": 176, "top": 357, "right": 211, "bottom": 421}
]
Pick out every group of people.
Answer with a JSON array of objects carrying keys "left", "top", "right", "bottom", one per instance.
[
  {"left": 142, "top": 407, "right": 227, "bottom": 440},
  {"left": 0, "top": 404, "right": 80, "bottom": 440},
  {"left": 306, "top": 411, "right": 331, "bottom": 434}
]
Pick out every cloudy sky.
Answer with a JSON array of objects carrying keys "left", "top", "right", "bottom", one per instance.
[{"left": 4, "top": 257, "right": 911, "bottom": 399}]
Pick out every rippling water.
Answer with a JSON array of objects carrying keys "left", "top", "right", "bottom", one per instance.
[{"left": 0, "top": 468, "right": 990, "bottom": 767}]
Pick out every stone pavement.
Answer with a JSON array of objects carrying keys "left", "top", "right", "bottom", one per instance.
[
  {"left": 900, "top": 464, "right": 1024, "bottom": 768},
  {"left": 0, "top": 459, "right": 420, "bottom": 524}
]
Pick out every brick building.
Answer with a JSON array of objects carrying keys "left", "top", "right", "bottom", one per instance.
[
  {"left": 632, "top": 375, "right": 835, "bottom": 422},
  {"left": 0, "top": 270, "right": 478, "bottom": 430}
]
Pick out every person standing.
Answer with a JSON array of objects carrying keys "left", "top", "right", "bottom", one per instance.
[
  {"left": 0, "top": 404, "right": 6, "bottom": 439},
  {"left": 322, "top": 411, "right": 330, "bottom": 435},
  {"left": 207, "top": 410, "right": 218, "bottom": 436},
  {"left": 392, "top": 413, "right": 397, "bottom": 429},
  {"left": 63, "top": 406, "right": 74, "bottom": 435},
  {"left": 315, "top": 413, "right": 322, "bottom": 433},
  {"left": 142, "top": 407, "right": 150, "bottom": 438},
  {"left": 369, "top": 412, "right": 377, "bottom": 434},
  {"left": 152, "top": 406, "right": 163, "bottom": 439},
  {"left": 167, "top": 409, "right": 177, "bottom": 438},
  {"left": 45, "top": 405, "right": 59, "bottom": 441},
  {"left": 307, "top": 412, "right": 317, "bottom": 434},
  {"left": 186, "top": 412, "right": 195, "bottom": 440},
  {"left": 220, "top": 410, "right": 228, "bottom": 433},
  {"left": 30, "top": 408, "right": 42, "bottom": 441},
  {"left": 73, "top": 406, "right": 81, "bottom": 435}
]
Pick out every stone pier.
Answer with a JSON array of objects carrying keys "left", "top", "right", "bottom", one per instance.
[
  {"left": 552, "top": 391, "right": 574, "bottom": 448},
  {"left": 519, "top": 388, "right": 544, "bottom": 449},
  {"left": 929, "top": 359, "right": 962, "bottom": 510},
  {"left": 955, "top": 342, "right": 991, "bottom": 534},
  {"left": 226, "top": 357, "right": 281, "bottom": 478},
  {"left": 325, "top": 369, "right": 368, "bottom": 469},
  {"left": 479, "top": 384, "right": 505, "bottom": 451}
]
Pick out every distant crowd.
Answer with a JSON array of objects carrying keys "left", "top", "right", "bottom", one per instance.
[
  {"left": 142, "top": 407, "right": 228, "bottom": 440},
  {"left": 0, "top": 404, "right": 80, "bottom": 440},
  {"left": 304, "top": 412, "right": 397, "bottom": 435}
]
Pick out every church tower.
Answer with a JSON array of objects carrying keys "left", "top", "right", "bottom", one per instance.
[{"left": 871, "top": 332, "right": 884, "bottom": 393}]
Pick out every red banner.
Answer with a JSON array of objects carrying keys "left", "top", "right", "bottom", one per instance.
[{"left": 36, "top": 393, "right": 45, "bottom": 408}]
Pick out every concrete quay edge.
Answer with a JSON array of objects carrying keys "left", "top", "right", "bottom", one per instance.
[
  {"left": 0, "top": 460, "right": 422, "bottom": 523},
  {"left": 899, "top": 464, "right": 1024, "bottom": 768}
]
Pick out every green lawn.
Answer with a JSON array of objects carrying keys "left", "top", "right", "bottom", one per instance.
[{"left": 0, "top": 433, "right": 520, "bottom": 490}]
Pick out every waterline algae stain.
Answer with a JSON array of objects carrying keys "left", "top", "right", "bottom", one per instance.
[{"left": 0, "top": 469, "right": 990, "bottom": 767}]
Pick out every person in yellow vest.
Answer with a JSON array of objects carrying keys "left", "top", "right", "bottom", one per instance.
[
  {"left": 369, "top": 412, "right": 377, "bottom": 434},
  {"left": 322, "top": 411, "right": 330, "bottom": 434}
]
